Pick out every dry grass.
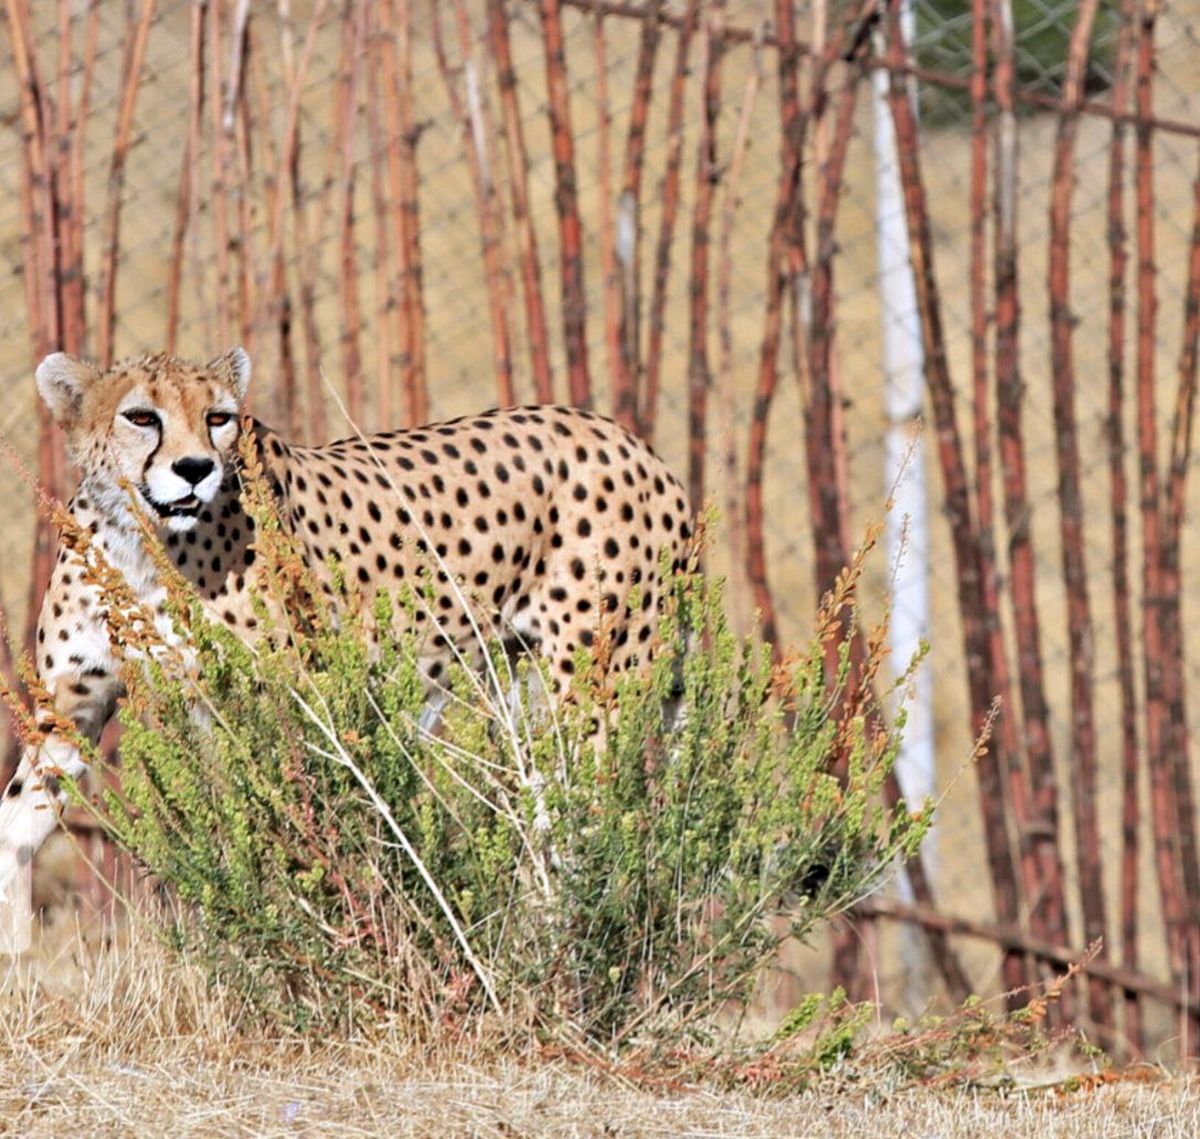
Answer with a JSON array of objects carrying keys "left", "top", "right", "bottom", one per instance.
[{"left": 0, "top": 908, "right": 1193, "bottom": 1137}]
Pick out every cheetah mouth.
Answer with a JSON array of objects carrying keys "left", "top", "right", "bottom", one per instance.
[{"left": 146, "top": 493, "right": 202, "bottom": 520}]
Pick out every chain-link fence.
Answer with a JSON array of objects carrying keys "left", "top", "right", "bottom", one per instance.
[{"left": 2, "top": 0, "right": 1199, "bottom": 1059}]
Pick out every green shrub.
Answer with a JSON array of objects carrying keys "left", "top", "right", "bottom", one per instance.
[{"left": 64, "top": 496, "right": 929, "bottom": 1043}]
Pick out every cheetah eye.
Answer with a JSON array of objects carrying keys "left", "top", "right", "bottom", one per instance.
[
  {"left": 206, "top": 411, "right": 235, "bottom": 430},
  {"left": 122, "top": 409, "right": 160, "bottom": 429}
]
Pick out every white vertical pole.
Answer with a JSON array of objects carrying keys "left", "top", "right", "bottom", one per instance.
[{"left": 871, "top": 1, "right": 935, "bottom": 1000}]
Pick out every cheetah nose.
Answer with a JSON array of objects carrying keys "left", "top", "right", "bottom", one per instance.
[{"left": 171, "top": 457, "right": 216, "bottom": 486}]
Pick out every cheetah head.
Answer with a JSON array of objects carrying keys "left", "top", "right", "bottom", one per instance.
[{"left": 37, "top": 348, "right": 251, "bottom": 533}]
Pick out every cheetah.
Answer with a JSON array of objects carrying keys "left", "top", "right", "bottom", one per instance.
[{"left": 0, "top": 348, "right": 691, "bottom": 892}]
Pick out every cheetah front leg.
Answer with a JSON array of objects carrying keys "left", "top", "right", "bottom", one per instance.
[{"left": 0, "top": 583, "right": 123, "bottom": 950}]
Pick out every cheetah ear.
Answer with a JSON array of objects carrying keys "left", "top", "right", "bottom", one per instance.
[
  {"left": 36, "top": 352, "right": 98, "bottom": 428},
  {"left": 209, "top": 346, "right": 251, "bottom": 403}
]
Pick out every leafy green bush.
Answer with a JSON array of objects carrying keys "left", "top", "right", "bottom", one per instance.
[{"left": 65, "top": 495, "right": 929, "bottom": 1043}]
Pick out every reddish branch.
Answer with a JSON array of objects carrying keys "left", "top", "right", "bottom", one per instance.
[
  {"left": 488, "top": 0, "right": 554, "bottom": 404},
  {"left": 337, "top": 1, "right": 366, "bottom": 425},
  {"left": 685, "top": 3, "right": 723, "bottom": 513},
  {"left": 642, "top": 0, "right": 699, "bottom": 440},
  {"left": 716, "top": 22, "right": 763, "bottom": 633},
  {"left": 539, "top": 0, "right": 591, "bottom": 408},
  {"left": 614, "top": 0, "right": 664, "bottom": 427},
  {"left": 364, "top": 2, "right": 394, "bottom": 427},
  {"left": 381, "top": 0, "right": 428, "bottom": 424},
  {"left": 968, "top": 0, "right": 1032, "bottom": 982},
  {"left": 5, "top": 0, "right": 69, "bottom": 661},
  {"left": 594, "top": 13, "right": 623, "bottom": 409},
  {"left": 884, "top": 0, "right": 1024, "bottom": 998},
  {"left": 1048, "top": 0, "right": 1111, "bottom": 1037},
  {"left": 167, "top": 2, "right": 206, "bottom": 354},
  {"left": 96, "top": 0, "right": 157, "bottom": 368},
  {"left": 745, "top": 0, "right": 806, "bottom": 662},
  {"left": 57, "top": 0, "right": 97, "bottom": 359},
  {"left": 228, "top": 4, "right": 255, "bottom": 348},
  {"left": 1103, "top": 0, "right": 1142, "bottom": 1055},
  {"left": 1133, "top": 1, "right": 1189, "bottom": 1019},
  {"left": 805, "top": 68, "right": 861, "bottom": 628},
  {"left": 207, "top": 2, "right": 233, "bottom": 353},
  {"left": 860, "top": 897, "right": 1200, "bottom": 1019},
  {"left": 1162, "top": 142, "right": 1200, "bottom": 1060},
  {"left": 432, "top": 0, "right": 516, "bottom": 407},
  {"left": 990, "top": 0, "right": 1069, "bottom": 978},
  {"left": 562, "top": 0, "right": 1200, "bottom": 143}
]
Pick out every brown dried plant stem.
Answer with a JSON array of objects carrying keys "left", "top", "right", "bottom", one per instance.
[
  {"left": 641, "top": 0, "right": 699, "bottom": 441},
  {"left": 744, "top": 0, "right": 806, "bottom": 661},
  {"left": 487, "top": 0, "right": 554, "bottom": 404},
  {"left": 167, "top": 0, "right": 207, "bottom": 355},
  {"left": 990, "top": 0, "right": 1067, "bottom": 987},
  {"left": 431, "top": 0, "right": 515, "bottom": 406},
  {"left": 228, "top": 3, "right": 256, "bottom": 351},
  {"left": 364, "top": 2, "right": 394, "bottom": 427},
  {"left": 1163, "top": 153, "right": 1200, "bottom": 1055},
  {"left": 566, "top": 0, "right": 1200, "bottom": 144},
  {"left": 805, "top": 65, "right": 859, "bottom": 624},
  {"left": 5, "top": 0, "right": 70, "bottom": 664},
  {"left": 539, "top": 0, "right": 592, "bottom": 408},
  {"left": 685, "top": 3, "right": 723, "bottom": 513},
  {"left": 1047, "top": 0, "right": 1111, "bottom": 1039},
  {"left": 1104, "top": 0, "right": 1142, "bottom": 1055},
  {"left": 96, "top": 0, "right": 157, "bottom": 369},
  {"left": 594, "top": 13, "right": 622, "bottom": 408},
  {"left": 381, "top": 0, "right": 428, "bottom": 425},
  {"left": 861, "top": 898, "right": 1200, "bottom": 1019},
  {"left": 260, "top": 1, "right": 328, "bottom": 436},
  {"left": 883, "top": 0, "right": 1024, "bottom": 998},
  {"left": 714, "top": 24, "right": 762, "bottom": 636},
  {"left": 58, "top": 0, "right": 98, "bottom": 360},
  {"left": 207, "top": 1, "right": 233, "bottom": 353},
  {"left": 1132, "top": 0, "right": 1189, "bottom": 1034},
  {"left": 336, "top": 0, "right": 366, "bottom": 425},
  {"left": 615, "top": 0, "right": 664, "bottom": 427},
  {"left": 967, "top": 0, "right": 1031, "bottom": 958}
]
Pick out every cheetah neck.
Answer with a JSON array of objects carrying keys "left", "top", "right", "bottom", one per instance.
[{"left": 72, "top": 477, "right": 175, "bottom": 602}]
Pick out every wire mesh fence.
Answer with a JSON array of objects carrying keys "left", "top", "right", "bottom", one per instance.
[{"left": 1, "top": 0, "right": 1199, "bottom": 1059}]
